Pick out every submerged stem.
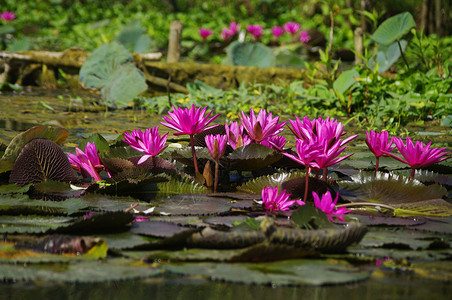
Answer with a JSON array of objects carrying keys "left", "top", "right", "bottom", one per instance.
[
  {"left": 190, "top": 134, "right": 199, "bottom": 174},
  {"left": 375, "top": 156, "right": 380, "bottom": 174},
  {"left": 410, "top": 167, "right": 416, "bottom": 179}
]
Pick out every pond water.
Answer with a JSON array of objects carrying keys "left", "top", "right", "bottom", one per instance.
[{"left": 0, "top": 89, "right": 451, "bottom": 299}]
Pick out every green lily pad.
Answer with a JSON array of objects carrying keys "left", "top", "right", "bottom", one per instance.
[
  {"left": 227, "top": 144, "right": 282, "bottom": 171},
  {"left": 130, "top": 221, "right": 194, "bottom": 238},
  {"left": 237, "top": 171, "right": 305, "bottom": 194},
  {"left": 0, "top": 194, "right": 87, "bottom": 216},
  {"left": 99, "top": 232, "right": 156, "bottom": 251},
  {"left": 339, "top": 173, "right": 447, "bottom": 204},
  {"left": 0, "top": 125, "right": 69, "bottom": 173},
  {"left": 225, "top": 41, "right": 275, "bottom": 67},
  {"left": 55, "top": 211, "right": 134, "bottom": 234},
  {"left": 0, "top": 183, "right": 31, "bottom": 194},
  {"left": 155, "top": 194, "right": 231, "bottom": 216},
  {"left": 0, "top": 259, "right": 162, "bottom": 283},
  {"left": 165, "top": 259, "right": 369, "bottom": 286},
  {"left": 0, "top": 215, "right": 74, "bottom": 234}
]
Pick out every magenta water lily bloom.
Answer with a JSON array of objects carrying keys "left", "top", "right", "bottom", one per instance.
[
  {"left": 384, "top": 137, "right": 450, "bottom": 179},
  {"left": 221, "top": 22, "right": 240, "bottom": 40},
  {"left": 300, "top": 30, "right": 311, "bottom": 43},
  {"left": 312, "top": 191, "right": 351, "bottom": 222},
  {"left": 271, "top": 26, "right": 284, "bottom": 38},
  {"left": 260, "top": 135, "right": 286, "bottom": 151},
  {"left": 205, "top": 134, "right": 228, "bottom": 161},
  {"left": 283, "top": 22, "right": 300, "bottom": 34},
  {"left": 239, "top": 109, "right": 286, "bottom": 143},
  {"left": 67, "top": 142, "right": 105, "bottom": 182},
  {"left": 261, "top": 186, "right": 305, "bottom": 213},
  {"left": 366, "top": 130, "right": 395, "bottom": 173},
  {"left": 1, "top": 11, "right": 16, "bottom": 22},
  {"left": 122, "top": 126, "right": 168, "bottom": 164},
  {"left": 161, "top": 105, "right": 220, "bottom": 136},
  {"left": 161, "top": 105, "right": 220, "bottom": 174},
  {"left": 199, "top": 28, "right": 212, "bottom": 40},
  {"left": 225, "top": 121, "right": 251, "bottom": 149},
  {"left": 246, "top": 24, "right": 263, "bottom": 39}
]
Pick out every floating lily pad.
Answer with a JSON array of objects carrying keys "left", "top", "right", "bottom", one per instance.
[
  {"left": 99, "top": 232, "right": 156, "bottom": 251},
  {"left": 0, "top": 194, "right": 87, "bottom": 216},
  {"left": 155, "top": 194, "right": 231, "bottom": 216},
  {"left": 130, "top": 221, "right": 194, "bottom": 238},
  {"left": 204, "top": 215, "right": 248, "bottom": 228},
  {"left": 237, "top": 171, "right": 305, "bottom": 194},
  {"left": 55, "top": 211, "right": 134, "bottom": 234},
  {"left": 339, "top": 173, "right": 447, "bottom": 204},
  {"left": 165, "top": 259, "right": 369, "bottom": 286},
  {"left": 0, "top": 259, "right": 162, "bottom": 283},
  {"left": 0, "top": 183, "right": 31, "bottom": 194},
  {"left": 0, "top": 215, "right": 74, "bottom": 234},
  {"left": 186, "top": 227, "right": 264, "bottom": 249},
  {"left": 227, "top": 144, "right": 282, "bottom": 171},
  {"left": 0, "top": 125, "right": 69, "bottom": 173},
  {"left": 149, "top": 215, "right": 205, "bottom": 227}
]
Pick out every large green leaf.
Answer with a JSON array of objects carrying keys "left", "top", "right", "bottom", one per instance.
[
  {"left": 226, "top": 41, "right": 275, "bottom": 67},
  {"left": 371, "top": 12, "right": 416, "bottom": 46},
  {"left": 371, "top": 40, "right": 408, "bottom": 73},
  {"left": 333, "top": 69, "right": 360, "bottom": 95},
  {"left": 115, "top": 20, "right": 152, "bottom": 53},
  {"left": 79, "top": 42, "right": 147, "bottom": 108}
]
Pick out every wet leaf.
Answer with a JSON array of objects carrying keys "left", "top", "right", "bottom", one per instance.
[
  {"left": 226, "top": 144, "right": 282, "bottom": 171},
  {"left": 186, "top": 227, "right": 264, "bottom": 249},
  {"left": 0, "top": 259, "right": 162, "bottom": 283},
  {"left": 81, "top": 193, "right": 153, "bottom": 212},
  {"left": 9, "top": 139, "right": 79, "bottom": 186},
  {"left": 0, "top": 194, "right": 87, "bottom": 216},
  {"left": 155, "top": 194, "right": 231, "bottom": 216},
  {"left": 99, "top": 232, "right": 155, "bottom": 250},
  {"left": 165, "top": 259, "right": 369, "bottom": 286},
  {"left": 0, "top": 215, "right": 74, "bottom": 234},
  {"left": 55, "top": 211, "right": 134, "bottom": 234},
  {"left": 205, "top": 215, "right": 248, "bottom": 228},
  {"left": 237, "top": 171, "right": 305, "bottom": 194},
  {"left": 130, "top": 221, "right": 193, "bottom": 238},
  {"left": 0, "top": 125, "right": 69, "bottom": 173},
  {"left": 0, "top": 183, "right": 31, "bottom": 194},
  {"left": 339, "top": 172, "right": 447, "bottom": 205}
]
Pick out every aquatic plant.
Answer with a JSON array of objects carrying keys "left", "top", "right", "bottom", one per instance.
[
  {"left": 271, "top": 26, "right": 284, "bottom": 38},
  {"left": 221, "top": 21, "right": 240, "bottom": 40},
  {"left": 224, "top": 121, "right": 251, "bottom": 150},
  {"left": 161, "top": 105, "right": 220, "bottom": 174},
  {"left": 205, "top": 134, "right": 228, "bottom": 192},
  {"left": 239, "top": 109, "right": 286, "bottom": 143},
  {"left": 122, "top": 126, "right": 168, "bottom": 165},
  {"left": 365, "top": 130, "right": 395, "bottom": 173},
  {"left": 0, "top": 11, "right": 16, "bottom": 22},
  {"left": 312, "top": 191, "right": 351, "bottom": 222},
  {"left": 261, "top": 186, "right": 305, "bottom": 213},
  {"left": 384, "top": 137, "right": 450, "bottom": 179},
  {"left": 67, "top": 142, "right": 106, "bottom": 182},
  {"left": 300, "top": 30, "right": 311, "bottom": 43}
]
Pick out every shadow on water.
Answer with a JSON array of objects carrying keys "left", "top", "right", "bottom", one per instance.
[{"left": 2, "top": 274, "right": 452, "bottom": 300}]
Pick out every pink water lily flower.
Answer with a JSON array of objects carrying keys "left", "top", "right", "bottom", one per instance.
[
  {"left": 1, "top": 11, "right": 16, "bottom": 22},
  {"left": 282, "top": 138, "right": 321, "bottom": 169},
  {"left": 312, "top": 191, "right": 351, "bottom": 222},
  {"left": 239, "top": 109, "right": 286, "bottom": 143},
  {"left": 260, "top": 135, "right": 286, "bottom": 151},
  {"left": 271, "top": 26, "right": 284, "bottom": 38},
  {"left": 283, "top": 22, "right": 300, "bottom": 35},
  {"left": 366, "top": 130, "right": 395, "bottom": 173},
  {"left": 300, "top": 30, "right": 311, "bottom": 43},
  {"left": 246, "top": 24, "right": 263, "bottom": 39},
  {"left": 67, "top": 142, "right": 105, "bottom": 182},
  {"left": 205, "top": 134, "right": 228, "bottom": 161},
  {"left": 161, "top": 105, "right": 220, "bottom": 173},
  {"left": 262, "top": 186, "right": 305, "bottom": 213},
  {"left": 161, "top": 105, "right": 220, "bottom": 136},
  {"left": 314, "top": 137, "right": 354, "bottom": 170},
  {"left": 384, "top": 137, "right": 450, "bottom": 179},
  {"left": 225, "top": 121, "right": 251, "bottom": 149},
  {"left": 122, "top": 126, "right": 168, "bottom": 164},
  {"left": 199, "top": 28, "right": 212, "bottom": 40},
  {"left": 221, "top": 22, "right": 241, "bottom": 40},
  {"left": 229, "top": 22, "right": 241, "bottom": 35}
]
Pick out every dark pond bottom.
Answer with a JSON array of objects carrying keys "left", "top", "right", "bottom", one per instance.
[{"left": 1, "top": 275, "right": 450, "bottom": 300}]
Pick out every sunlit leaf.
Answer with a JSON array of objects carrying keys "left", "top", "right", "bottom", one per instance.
[
  {"left": 225, "top": 41, "right": 275, "bottom": 67},
  {"left": 371, "top": 12, "right": 416, "bottom": 45}
]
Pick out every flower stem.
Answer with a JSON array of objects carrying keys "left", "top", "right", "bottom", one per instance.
[
  {"left": 323, "top": 168, "right": 328, "bottom": 181},
  {"left": 410, "top": 168, "right": 416, "bottom": 179},
  {"left": 375, "top": 157, "right": 380, "bottom": 174},
  {"left": 214, "top": 160, "right": 219, "bottom": 193},
  {"left": 304, "top": 167, "right": 311, "bottom": 203},
  {"left": 190, "top": 135, "right": 199, "bottom": 174}
]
